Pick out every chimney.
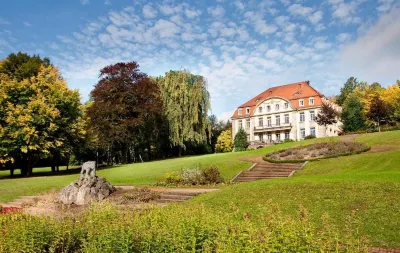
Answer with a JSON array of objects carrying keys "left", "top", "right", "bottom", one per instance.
[{"left": 299, "top": 83, "right": 302, "bottom": 89}]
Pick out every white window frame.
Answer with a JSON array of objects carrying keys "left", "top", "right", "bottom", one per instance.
[
  {"left": 300, "top": 112, "right": 305, "bottom": 122},
  {"left": 310, "top": 111, "right": 315, "bottom": 121},
  {"left": 310, "top": 127, "right": 316, "bottom": 137},
  {"left": 299, "top": 99, "right": 304, "bottom": 107},
  {"left": 258, "top": 117, "right": 263, "bottom": 127},
  {"left": 276, "top": 133, "right": 281, "bottom": 140},
  {"left": 239, "top": 120, "right": 243, "bottom": 129},
  {"left": 267, "top": 134, "right": 272, "bottom": 141},
  {"left": 300, "top": 128, "right": 306, "bottom": 138},
  {"left": 309, "top": 97, "right": 315, "bottom": 105},
  {"left": 284, "top": 114, "right": 289, "bottom": 124},
  {"left": 246, "top": 119, "right": 250, "bottom": 129},
  {"left": 285, "top": 132, "right": 290, "bottom": 140},
  {"left": 238, "top": 108, "right": 243, "bottom": 115},
  {"left": 284, "top": 102, "right": 289, "bottom": 109},
  {"left": 267, "top": 117, "right": 271, "bottom": 127},
  {"left": 275, "top": 104, "right": 280, "bottom": 111}
]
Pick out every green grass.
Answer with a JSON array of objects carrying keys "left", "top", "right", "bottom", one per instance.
[{"left": 0, "top": 130, "right": 399, "bottom": 247}]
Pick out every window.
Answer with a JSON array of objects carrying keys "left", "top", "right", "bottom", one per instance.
[
  {"left": 300, "top": 128, "right": 306, "bottom": 138},
  {"left": 276, "top": 133, "right": 281, "bottom": 140},
  {"left": 309, "top": 97, "right": 315, "bottom": 105},
  {"left": 238, "top": 120, "right": 243, "bottom": 129},
  {"left": 300, "top": 112, "right": 305, "bottom": 122},
  {"left": 284, "top": 102, "right": 289, "bottom": 109},
  {"left": 275, "top": 104, "right": 280, "bottom": 111},
  {"left": 258, "top": 117, "right": 263, "bottom": 127},
  {"left": 246, "top": 119, "right": 250, "bottom": 129},
  {"left": 258, "top": 106, "right": 262, "bottom": 113},
  {"left": 299, "top": 99, "right": 304, "bottom": 107},
  {"left": 267, "top": 134, "right": 272, "bottom": 141},
  {"left": 310, "top": 127, "right": 316, "bottom": 137},
  {"left": 310, "top": 111, "right": 315, "bottom": 121},
  {"left": 258, "top": 133, "right": 263, "bottom": 141},
  {"left": 246, "top": 107, "right": 250, "bottom": 114},
  {"left": 284, "top": 114, "right": 289, "bottom": 124},
  {"left": 285, "top": 132, "right": 290, "bottom": 140},
  {"left": 267, "top": 117, "right": 271, "bottom": 127},
  {"left": 267, "top": 105, "right": 271, "bottom": 112},
  {"left": 276, "top": 115, "right": 280, "bottom": 126},
  {"left": 238, "top": 108, "right": 243, "bottom": 115}
]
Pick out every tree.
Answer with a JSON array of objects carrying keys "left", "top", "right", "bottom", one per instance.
[
  {"left": 382, "top": 84, "right": 400, "bottom": 122},
  {"left": 315, "top": 101, "right": 338, "bottom": 135},
  {"left": 366, "top": 94, "right": 390, "bottom": 132},
  {"left": 341, "top": 94, "right": 366, "bottom": 132},
  {"left": 0, "top": 65, "right": 85, "bottom": 176},
  {"left": 234, "top": 128, "right": 249, "bottom": 152},
  {"left": 0, "top": 52, "right": 51, "bottom": 81},
  {"left": 337, "top": 77, "right": 359, "bottom": 106},
  {"left": 86, "top": 62, "right": 162, "bottom": 164},
  {"left": 158, "top": 70, "right": 211, "bottom": 156},
  {"left": 215, "top": 129, "right": 233, "bottom": 153}
]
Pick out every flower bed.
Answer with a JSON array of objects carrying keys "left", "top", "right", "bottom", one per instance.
[
  {"left": 0, "top": 206, "right": 22, "bottom": 215},
  {"left": 264, "top": 141, "right": 370, "bottom": 163}
]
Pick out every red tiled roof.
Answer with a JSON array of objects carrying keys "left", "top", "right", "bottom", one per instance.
[{"left": 231, "top": 81, "right": 324, "bottom": 119}]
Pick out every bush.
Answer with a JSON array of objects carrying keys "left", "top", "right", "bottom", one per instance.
[
  {"left": 0, "top": 202, "right": 368, "bottom": 253},
  {"left": 304, "top": 135, "right": 316, "bottom": 140},
  {"left": 158, "top": 167, "right": 224, "bottom": 186},
  {"left": 215, "top": 129, "right": 233, "bottom": 153},
  {"left": 182, "top": 168, "right": 204, "bottom": 185},
  {"left": 234, "top": 128, "right": 249, "bottom": 151},
  {"left": 123, "top": 188, "right": 160, "bottom": 203},
  {"left": 202, "top": 167, "right": 223, "bottom": 184},
  {"left": 164, "top": 172, "right": 183, "bottom": 185}
]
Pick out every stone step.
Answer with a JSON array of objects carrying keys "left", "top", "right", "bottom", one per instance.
[
  {"left": 159, "top": 194, "right": 193, "bottom": 200},
  {"left": 155, "top": 198, "right": 187, "bottom": 203},
  {"left": 153, "top": 190, "right": 200, "bottom": 196},
  {"left": 239, "top": 173, "right": 291, "bottom": 177},
  {"left": 236, "top": 176, "right": 287, "bottom": 180},
  {"left": 251, "top": 168, "right": 295, "bottom": 172},
  {"left": 256, "top": 164, "right": 302, "bottom": 169},
  {"left": 235, "top": 177, "right": 286, "bottom": 182}
]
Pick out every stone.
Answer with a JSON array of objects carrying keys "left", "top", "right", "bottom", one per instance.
[{"left": 59, "top": 161, "right": 116, "bottom": 205}]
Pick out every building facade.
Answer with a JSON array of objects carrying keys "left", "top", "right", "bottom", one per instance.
[{"left": 231, "top": 81, "right": 341, "bottom": 147}]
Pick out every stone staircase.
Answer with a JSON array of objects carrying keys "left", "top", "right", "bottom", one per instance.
[
  {"left": 155, "top": 191, "right": 199, "bottom": 203},
  {"left": 233, "top": 162, "right": 306, "bottom": 182}
]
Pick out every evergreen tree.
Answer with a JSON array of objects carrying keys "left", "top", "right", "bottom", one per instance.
[
  {"left": 234, "top": 128, "right": 249, "bottom": 152},
  {"left": 341, "top": 94, "right": 366, "bottom": 132},
  {"left": 158, "top": 70, "right": 211, "bottom": 156},
  {"left": 337, "top": 77, "right": 359, "bottom": 106}
]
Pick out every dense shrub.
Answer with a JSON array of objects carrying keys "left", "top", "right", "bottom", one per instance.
[
  {"left": 158, "top": 167, "right": 224, "bottom": 186},
  {"left": 215, "top": 129, "right": 233, "bottom": 153},
  {"left": 0, "top": 202, "right": 368, "bottom": 252},
  {"left": 123, "top": 188, "right": 160, "bottom": 203},
  {"left": 234, "top": 128, "right": 249, "bottom": 151},
  {"left": 265, "top": 141, "right": 370, "bottom": 163},
  {"left": 304, "top": 135, "right": 316, "bottom": 140}
]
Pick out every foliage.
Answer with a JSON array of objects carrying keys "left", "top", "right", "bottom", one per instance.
[
  {"left": 265, "top": 141, "right": 370, "bottom": 162},
  {"left": 382, "top": 84, "right": 400, "bottom": 122},
  {"left": 0, "top": 52, "right": 51, "bottom": 81},
  {"left": 337, "top": 77, "right": 361, "bottom": 106},
  {"left": 315, "top": 101, "right": 338, "bottom": 132},
  {"left": 0, "top": 65, "right": 85, "bottom": 176},
  {"left": 123, "top": 188, "right": 159, "bottom": 203},
  {"left": 202, "top": 167, "right": 223, "bottom": 184},
  {"left": 86, "top": 62, "right": 164, "bottom": 164},
  {"left": 159, "top": 166, "right": 224, "bottom": 185},
  {"left": 207, "top": 115, "right": 228, "bottom": 153},
  {"left": 234, "top": 128, "right": 249, "bottom": 151},
  {"left": 341, "top": 94, "right": 366, "bottom": 132},
  {"left": 215, "top": 129, "right": 233, "bottom": 153},
  {"left": 366, "top": 94, "right": 390, "bottom": 131},
  {"left": 181, "top": 168, "right": 205, "bottom": 185},
  {"left": 304, "top": 135, "right": 316, "bottom": 140},
  {"left": 0, "top": 202, "right": 368, "bottom": 253},
  {"left": 157, "top": 70, "right": 211, "bottom": 156}
]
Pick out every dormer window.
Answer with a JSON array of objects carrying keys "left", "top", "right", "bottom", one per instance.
[
  {"left": 275, "top": 104, "right": 280, "bottom": 111},
  {"left": 246, "top": 107, "right": 250, "bottom": 114},
  {"left": 258, "top": 106, "right": 263, "bottom": 113},
  {"left": 238, "top": 108, "right": 243, "bottom": 115},
  {"left": 309, "top": 97, "right": 315, "bottom": 105},
  {"left": 299, "top": 99, "right": 304, "bottom": 107}
]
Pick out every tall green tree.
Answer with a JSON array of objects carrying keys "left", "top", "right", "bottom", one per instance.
[
  {"left": 158, "top": 70, "right": 211, "bottom": 156},
  {"left": 341, "top": 94, "right": 366, "bottom": 132},
  {"left": 0, "top": 52, "right": 51, "bottom": 81},
  {"left": 366, "top": 94, "right": 390, "bottom": 132},
  {"left": 0, "top": 65, "right": 85, "bottom": 176},
  {"left": 337, "top": 77, "right": 359, "bottom": 106}
]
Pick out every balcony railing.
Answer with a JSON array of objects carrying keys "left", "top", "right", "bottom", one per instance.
[{"left": 254, "top": 122, "right": 292, "bottom": 131}]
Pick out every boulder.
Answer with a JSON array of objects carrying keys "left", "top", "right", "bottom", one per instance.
[{"left": 59, "top": 161, "right": 116, "bottom": 205}]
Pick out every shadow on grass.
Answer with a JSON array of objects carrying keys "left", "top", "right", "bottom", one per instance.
[{"left": 0, "top": 165, "right": 121, "bottom": 180}]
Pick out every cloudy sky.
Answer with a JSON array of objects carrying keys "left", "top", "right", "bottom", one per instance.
[{"left": 0, "top": 0, "right": 399, "bottom": 120}]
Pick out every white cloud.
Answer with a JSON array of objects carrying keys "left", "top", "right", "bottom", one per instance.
[
  {"left": 152, "top": 19, "right": 181, "bottom": 38},
  {"left": 244, "top": 11, "right": 277, "bottom": 35},
  {"left": 143, "top": 5, "right": 157, "bottom": 19},
  {"left": 377, "top": 0, "right": 394, "bottom": 12},
  {"left": 336, "top": 33, "right": 351, "bottom": 42},
  {"left": 328, "top": 0, "right": 364, "bottom": 24},
  {"left": 207, "top": 6, "right": 225, "bottom": 18},
  {"left": 184, "top": 8, "right": 201, "bottom": 19},
  {"left": 159, "top": 4, "right": 175, "bottom": 15},
  {"left": 234, "top": 1, "right": 245, "bottom": 11},
  {"left": 309, "top": 11, "right": 323, "bottom": 24},
  {"left": 80, "top": 0, "right": 89, "bottom": 5},
  {"left": 0, "top": 17, "right": 10, "bottom": 25},
  {"left": 266, "top": 48, "right": 284, "bottom": 58},
  {"left": 23, "top": 21, "right": 32, "bottom": 27},
  {"left": 338, "top": 6, "right": 400, "bottom": 82},
  {"left": 288, "top": 4, "right": 313, "bottom": 16}
]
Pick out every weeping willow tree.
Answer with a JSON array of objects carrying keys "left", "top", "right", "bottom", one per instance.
[{"left": 158, "top": 70, "right": 211, "bottom": 156}]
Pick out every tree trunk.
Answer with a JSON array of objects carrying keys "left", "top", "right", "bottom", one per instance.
[
  {"left": 178, "top": 145, "right": 182, "bottom": 157},
  {"left": 147, "top": 143, "right": 152, "bottom": 161}
]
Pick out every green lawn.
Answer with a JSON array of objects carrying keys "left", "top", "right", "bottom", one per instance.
[{"left": 0, "top": 131, "right": 399, "bottom": 247}]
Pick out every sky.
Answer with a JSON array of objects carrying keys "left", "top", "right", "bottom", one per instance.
[{"left": 0, "top": 0, "right": 399, "bottom": 121}]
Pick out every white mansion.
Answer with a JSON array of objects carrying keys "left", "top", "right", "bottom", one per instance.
[{"left": 231, "top": 81, "right": 342, "bottom": 146}]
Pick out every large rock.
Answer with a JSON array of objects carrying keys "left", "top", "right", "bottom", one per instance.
[{"left": 59, "top": 161, "right": 116, "bottom": 205}]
